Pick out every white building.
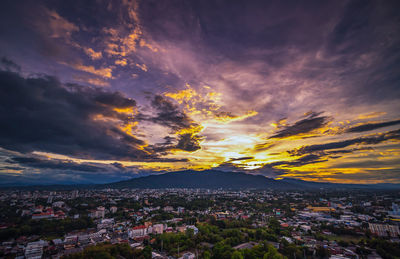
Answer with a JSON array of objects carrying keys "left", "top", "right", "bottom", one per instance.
[
  {"left": 179, "top": 252, "right": 195, "bottom": 259},
  {"left": 25, "top": 240, "right": 47, "bottom": 259},
  {"left": 187, "top": 225, "right": 198, "bottom": 235},
  {"left": 90, "top": 206, "right": 105, "bottom": 218},
  {"left": 52, "top": 201, "right": 65, "bottom": 208},
  {"left": 369, "top": 223, "right": 400, "bottom": 237},
  {"left": 128, "top": 225, "right": 148, "bottom": 238},
  {"left": 152, "top": 224, "right": 164, "bottom": 234},
  {"left": 164, "top": 206, "right": 174, "bottom": 212}
]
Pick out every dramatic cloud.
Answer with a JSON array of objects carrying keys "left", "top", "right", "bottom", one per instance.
[
  {"left": 0, "top": 0, "right": 400, "bottom": 184},
  {"left": 0, "top": 57, "right": 21, "bottom": 72},
  {"left": 149, "top": 95, "right": 195, "bottom": 132},
  {"left": 290, "top": 129, "right": 400, "bottom": 156},
  {"left": 0, "top": 68, "right": 152, "bottom": 161},
  {"left": 269, "top": 112, "right": 330, "bottom": 139},
  {"left": 7, "top": 156, "right": 103, "bottom": 172},
  {"left": 346, "top": 119, "right": 400, "bottom": 133}
]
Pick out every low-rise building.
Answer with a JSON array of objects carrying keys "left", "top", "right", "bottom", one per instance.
[
  {"left": 369, "top": 223, "right": 400, "bottom": 237},
  {"left": 129, "top": 225, "right": 147, "bottom": 238}
]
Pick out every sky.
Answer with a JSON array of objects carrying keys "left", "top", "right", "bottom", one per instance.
[{"left": 0, "top": 0, "right": 399, "bottom": 185}]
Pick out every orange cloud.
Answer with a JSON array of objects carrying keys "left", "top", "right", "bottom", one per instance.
[
  {"left": 136, "top": 63, "right": 148, "bottom": 72},
  {"left": 164, "top": 84, "right": 257, "bottom": 123},
  {"left": 83, "top": 47, "right": 103, "bottom": 60},
  {"left": 115, "top": 59, "right": 128, "bottom": 66},
  {"left": 357, "top": 111, "right": 387, "bottom": 120},
  {"left": 73, "top": 75, "right": 110, "bottom": 87},
  {"left": 72, "top": 63, "right": 113, "bottom": 78},
  {"left": 44, "top": 9, "right": 79, "bottom": 38}
]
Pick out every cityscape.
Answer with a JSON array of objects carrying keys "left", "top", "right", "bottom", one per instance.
[
  {"left": 0, "top": 188, "right": 399, "bottom": 258},
  {"left": 1, "top": 0, "right": 400, "bottom": 258}
]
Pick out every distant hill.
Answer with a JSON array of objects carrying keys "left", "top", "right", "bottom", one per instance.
[
  {"left": 104, "top": 170, "right": 285, "bottom": 189},
  {"left": 3, "top": 170, "right": 399, "bottom": 190},
  {"left": 102, "top": 170, "right": 399, "bottom": 190}
]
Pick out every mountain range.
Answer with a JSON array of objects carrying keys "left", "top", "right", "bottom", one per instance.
[
  {"left": 102, "top": 170, "right": 400, "bottom": 190},
  {"left": 2, "top": 170, "right": 400, "bottom": 190}
]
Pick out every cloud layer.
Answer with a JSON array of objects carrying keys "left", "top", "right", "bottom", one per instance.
[{"left": 0, "top": 0, "right": 400, "bottom": 184}]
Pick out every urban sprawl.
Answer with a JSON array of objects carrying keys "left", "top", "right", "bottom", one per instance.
[{"left": 0, "top": 189, "right": 399, "bottom": 259}]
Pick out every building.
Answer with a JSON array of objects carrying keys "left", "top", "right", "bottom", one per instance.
[
  {"left": 307, "top": 206, "right": 335, "bottom": 213},
  {"left": 152, "top": 224, "right": 164, "bottom": 234},
  {"left": 186, "top": 225, "right": 199, "bottom": 235},
  {"left": 110, "top": 206, "right": 117, "bottom": 213},
  {"left": 32, "top": 209, "right": 54, "bottom": 220},
  {"left": 25, "top": 240, "right": 47, "bottom": 259},
  {"left": 369, "top": 223, "right": 400, "bottom": 237},
  {"left": 52, "top": 201, "right": 65, "bottom": 208},
  {"left": 64, "top": 235, "right": 77, "bottom": 250},
  {"left": 90, "top": 206, "right": 105, "bottom": 218},
  {"left": 163, "top": 206, "right": 174, "bottom": 212},
  {"left": 179, "top": 252, "right": 195, "bottom": 259},
  {"left": 233, "top": 242, "right": 259, "bottom": 250},
  {"left": 129, "top": 225, "right": 148, "bottom": 238},
  {"left": 71, "top": 190, "right": 79, "bottom": 199},
  {"left": 389, "top": 203, "right": 400, "bottom": 218}
]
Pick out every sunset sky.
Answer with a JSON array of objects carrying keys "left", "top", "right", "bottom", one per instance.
[{"left": 1, "top": 0, "right": 399, "bottom": 185}]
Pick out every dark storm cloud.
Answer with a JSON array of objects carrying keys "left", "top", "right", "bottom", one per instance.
[
  {"left": 328, "top": 159, "right": 400, "bottom": 169},
  {"left": 323, "top": 0, "right": 400, "bottom": 103},
  {"left": 266, "top": 154, "right": 328, "bottom": 168},
  {"left": 229, "top": 157, "right": 254, "bottom": 161},
  {"left": 284, "top": 168, "right": 400, "bottom": 184},
  {"left": 149, "top": 95, "right": 195, "bottom": 131},
  {"left": 289, "top": 129, "right": 400, "bottom": 156},
  {"left": 260, "top": 147, "right": 374, "bottom": 170},
  {"left": 0, "top": 67, "right": 155, "bottom": 161},
  {"left": 175, "top": 133, "right": 203, "bottom": 152},
  {"left": 7, "top": 156, "right": 102, "bottom": 172},
  {"left": 150, "top": 134, "right": 203, "bottom": 153},
  {"left": 145, "top": 95, "right": 203, "bottom": 152},
  {"left": 0, "top": 57, "right": 20, "bottom": 72},
  {"left": 269, "top": 112, "right": 329, "bottom": 139},
  {"left": 346, "top": 119, "right": 400, "bottom": 133},
  {"left": 1, "top": 166, "right": 24, "bottom": 171}
]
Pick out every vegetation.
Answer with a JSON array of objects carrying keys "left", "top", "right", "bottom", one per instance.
[{"left": 0, "top": 217, "right": 94, "bottom": 241}]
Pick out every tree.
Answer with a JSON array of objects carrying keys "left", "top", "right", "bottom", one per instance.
[
  {"left": 316, "top": 246, "right": 329, "bottom": 258},
  {"left": 263, "top": 245, "right": 284, "bottom": 259},
  {"left": 142, "top": 246, "right": 152, "bottom": 259},
  {"left": 203, "top": 250, "right": 211, "bottom": 259},
  {"left": 231, "top": 251, "right": 244, "bottom": 259}
]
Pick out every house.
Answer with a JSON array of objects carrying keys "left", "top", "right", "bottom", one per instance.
[
  {"left": 129, "top": 225, "right": 147, "bottom": 238},
  {"left": 25, "top": 240, "right": 47, "bottom": 259},
  {"left": 63, "top": 236, "right": 77, "bottom": 250},
  {"left": 89, "top": 206, "right": 105, "bottom": 218},
  {"left": 186, "top": 225, "right": 198, "bottom": 235},
  {"left": 233, "top": 242, "right": 259, "bottom": 250},
  {"left": 369, "top": 223, "right": 400, "bottom": 237},
  {"left": 163, "top": 206, "right": 174, "bottom": 212},
  {"left": 32, "top": 209, "right": 54, "bottom": 220},
  {"left": 52, "top": 201, "right": 65, "bottom": 208},
  {"left": 152, "top": 224, "right": 164, "bottom": 234},
  {"left": 110, "top": 206, "right": 117, "bottom": 213},
  {"left": 179, "top": 252, "right": 195, "bottom": 259}
]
